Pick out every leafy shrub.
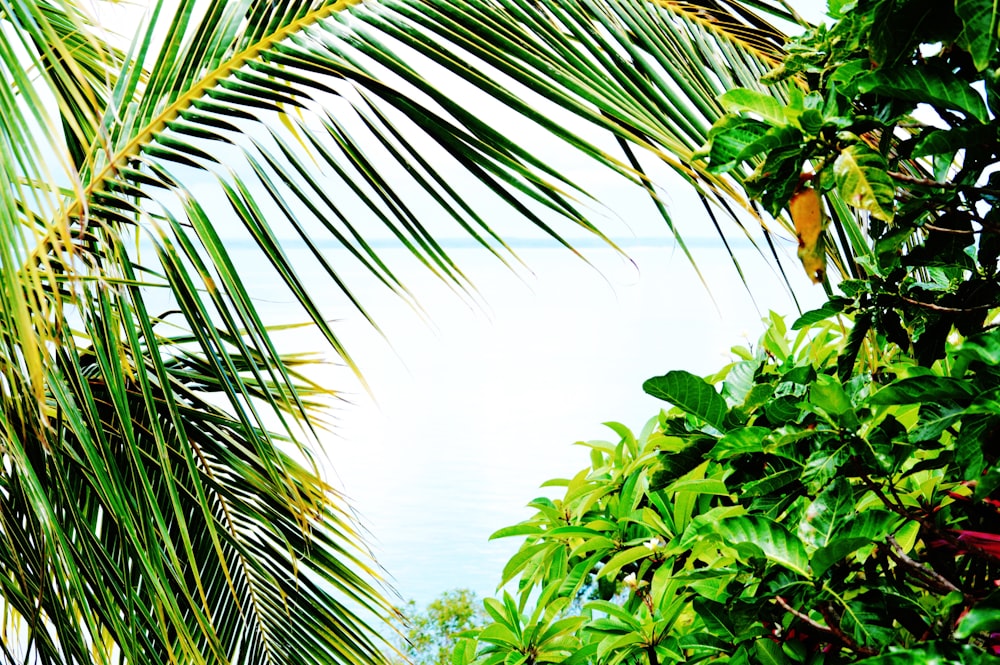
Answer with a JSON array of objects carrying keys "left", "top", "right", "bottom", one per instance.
[{"left": 457, "top": 315, "right": 1000, "bottom": 664}]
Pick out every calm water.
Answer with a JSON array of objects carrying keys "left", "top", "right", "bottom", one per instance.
[{"left": 227, "top": 239, "right": 825, "bottom": 607}]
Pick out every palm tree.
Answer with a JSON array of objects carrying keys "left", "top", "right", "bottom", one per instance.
[{"left": 1, "top": 0, "right": 805, "bottom": 662}]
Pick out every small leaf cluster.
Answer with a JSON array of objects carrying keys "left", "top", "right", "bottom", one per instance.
[
  {"left": 459, "top": 313, "right": 1000, "bottom": 665},
  {"left": 699, "top": 0, "right": 1000, "bottom": 366}
]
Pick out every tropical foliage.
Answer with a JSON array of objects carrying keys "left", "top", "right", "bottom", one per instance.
[
  {"left": 463, "top": 311, "right": 1000, "bottom": 664},
  {"left": 459, "top": 1, "right": 1000, "bottom": 664},
  {"left": 389, "top": 589, "right": 487, "bottom": 665},
  {"left": 1, "top": 0, "right": 810, "bottom": 662},
  {"left": 699, "top": 0, "right": 1000, "bottom": 362}
]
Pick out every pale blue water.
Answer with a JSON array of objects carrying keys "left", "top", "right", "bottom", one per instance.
[{"left": 225, "top": 239, "right": 826, "bottom": 607}]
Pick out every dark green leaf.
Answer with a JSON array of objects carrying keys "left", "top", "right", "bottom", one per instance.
[
  {"left": 753, "top": 637, "right": 790, "bottom": 665},
  {"left": 857, "top": 68, "right": 989, "bottom": 123},
  {"left": 741, "top": 466, "right": 800, "bottom": 497},
  {"left": 955, "top": 595, "right": 1000, "bottom": 638},
  {"left": 710, "top": 427, "right": 770, "bottom": 459},
  {"left": 955, "top": 0, "right": 1000, "bottom": 71},
  {"left": 701, "top": 115, "right": 772, "bottom": 173},
  {"left": 799, "top": 477, "right": 853, "bottom": 549},
  {"left": 811, "top": 538, "right": 875, "bottom": 577},
  {"left": 868, "top": 376, "right": 976, "bottom": 405},
  {"left": 909, "top": 403, "right": 964, "bottom": 443},
  {"left": 651, "top": 436, "right": 717, "bottom": 490},
  {"left": 717, "top": 515, "right": 810, "bottom": 577},
  {"left": 791, "top": 298, "right": 852, "bottom": 329},
  {"left": 958, "top": 328, "right": 1000, "bottom": 365},
  {"left": 643, "top": 371, "right": 728, "bottom": 430}
]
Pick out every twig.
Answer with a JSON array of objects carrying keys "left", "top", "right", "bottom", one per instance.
[
  {"left": 889, "top": 171, "right": 1000, "bottom": 196},
  {"left": 921, "top": 222, "right": 975, "bottom": 235},
  {"left": 817, "top": 604, "right": 878, "bottom": 657},
  {"left": 885, "top": 536, "right": 962, "bottom": 595},
  {"left": 898, "top": 295, "right": 996, "bottom": 313},
  {"left": 773, "top": 597, "right": 876, "bottom": 656},
  {"left": 889, "top": 171, "right": 959, "bottom": 189},
  {"left": 860, "top": 475, "right": 912, "bottom": 520}
]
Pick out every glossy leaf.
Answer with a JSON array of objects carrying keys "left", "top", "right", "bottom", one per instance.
[
  {"left": 955, "top": 0, "right": 999, "bottom": 71},
  {"left": 716, "top": 515, "right": 810, "bottom": 577},
  {"left": 643, "top": 371, "right": 728, "bottom": 430},
  {"left": 700, "top": 115, "right": 772, "bottom": 173},
  {"left": 799, "top": 477, "right": 853, "bottom": 549},
  {"left": 868, "top": 376, "right": 976, "bottom": 405},
  {"left": 954, "top": 596, "right": 1000, "bottom": 638},
  {"left": 857, "top": 67, "right": 990, "bottom": 123}
]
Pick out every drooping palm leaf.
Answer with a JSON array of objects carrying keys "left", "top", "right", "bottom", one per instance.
[
  {"left": 0, "top": 0, "right": 812, "bottom": 662},
  {"left": 354, "top": 0, "right": 807, "bottom": 286}
]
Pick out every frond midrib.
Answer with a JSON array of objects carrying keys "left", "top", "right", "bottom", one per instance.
[{"left": 57, "top": 0, "right": 363, "bottom": 235}]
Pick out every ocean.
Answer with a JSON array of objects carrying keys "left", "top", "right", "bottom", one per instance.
[{"left": 225, "top": 238, "right": 826, "bottom": 607}]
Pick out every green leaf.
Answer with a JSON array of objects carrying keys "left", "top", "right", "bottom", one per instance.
[
  {"left": 651, "top": 436, "right": 716, "bottom": 490},
  {"left": 700, "top": 115, "right": 771, "bottom": 173},
  {"left": 868, "top": 376, "right": 976, "bottom": 405},
  {"left": 716, "top": 515, "right": 811, "bottom": 577},
  {"left": 741, "top": 467, "right": 801, "bottom": 497},
  {"left": 912, "top": 127, "right": 982, "bottom": 158},
  {"left": 678, "top": 632, "right": 731, "bottom": 652},
  {"left": 955, "top": 0, "right": 1000, "bottom": 71},
  {"left": 710, "top": 427, "right": 769, "bottom": 459},
  {"left": 719, "top": 89, "right": 789, "bottom": 126},
  {"left": 811, "top": 538, "right": 875, "bottom": 577},
  {"left": 723, "top": 359, "right": 761, "bottom": 405},
  {"left": 909, "top": 403, "right": 965, "bottom": 443},
  {"left": 857, "top": 67, "right": 989, "bottom": 123},
  {"left": 546, "top": 526, "right": 606, "bottom": 540},
  {"left": 840, "top": 510, "right": 900, "bottom": 542},
  {"left": 958, "top": 328, "right": 1000, "bottom": 365},
  {"left": 851, "top": 643, "right": 992, "bottom": 664},
  {"left": 833, "top": 145, "right": 895, "bottom": 222},
  {"left": 745, "top": 137, "right": 806, "bottom": 217},
  {"left": 753, "top": 638, "right": 791, "bottom": 665},
  {"left": 809, "top": 374, "right": 854, "bottom": 417},
  {"left": 598, "top": 545, "right": 656, "bottom": 580},
  {"left": 799, "top": 477, "right": 853, "bottom": 549},
  {"left": 490, "top": 524, "right": 544, "bottom": 540},
  {"left": 692, "top": 598, "right": 736, "bottom": 640},
  {"left": 954, "top": 595, "right": 1000, "bottom": 638},
  {"left": 791, "top": 298, "right": 851, "bottom": 329},
  {"left": 643, "top": 371, "right": 728, "bottom": 430},
  {"left": 803, "top": 442, "right": 850, "bottom": 487}
]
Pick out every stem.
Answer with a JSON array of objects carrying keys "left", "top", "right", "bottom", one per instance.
[
  {"left": 898, "top": 295, "right": 996, "bottom": 313},
  {"left": 889, "top": 170, "right": 1000, "bottom": 196},
  {"left": 885, "top": 536, "right": 962, "bottom": 595},
  {"left": 774, "top": 596, "right": 877, "bottom": 656},
  {"left": 646, "top": 644, "right": 659, "bottom": 665}
]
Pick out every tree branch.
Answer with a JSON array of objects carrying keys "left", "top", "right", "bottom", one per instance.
[
  {"left": 885, "top": 536, "right": 962, "bottom": 595},
  {"left": 898, "top": 295, "right": 996, "bottom": 313},
  {"left": 774, "top": 597, "right": 877, "bottom": 656}
]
